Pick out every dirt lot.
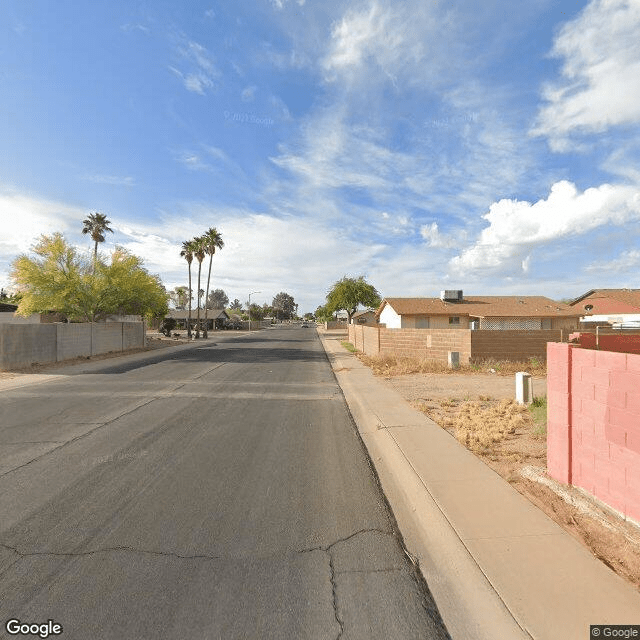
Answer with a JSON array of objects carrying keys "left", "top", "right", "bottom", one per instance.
[{"left": 363, "top": 356, "right": 640, "bottom": 591}]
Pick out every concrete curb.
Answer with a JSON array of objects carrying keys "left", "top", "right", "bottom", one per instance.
[
  {"left": 318, "top": 329, "right": 640, "bottom": 640},
  {"left": 318, "top": 330, "right": 528, "bottom": 640}
]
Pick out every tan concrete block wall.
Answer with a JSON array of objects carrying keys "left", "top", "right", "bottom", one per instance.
[
  {"left": 470, "top": 330, "right": 562, "bottom": 362},
  {"left": 379, "top": 328, "right": 471, "bottom": 364}
]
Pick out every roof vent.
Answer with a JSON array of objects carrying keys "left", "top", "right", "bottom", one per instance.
[{"left": 440, "top": 290, "right": 463, "bottom": 302}]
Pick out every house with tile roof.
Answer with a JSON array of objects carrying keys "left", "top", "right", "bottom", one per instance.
[
  {"left": 350, "top": 309, "right": 377, "bottom": 324},
  {"left": 377, "top": 291, "right": 580, "bottom": 331},
  {"left": 569, "top": 289, "right": 640, "bottom": 327},
  {"left": 168, "top": 308, "right": 229, "bottom": 331}
]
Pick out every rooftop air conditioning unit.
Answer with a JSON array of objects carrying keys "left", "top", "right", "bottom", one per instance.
[{"left": 440, "top": 290, "right": 463, "bottom": 302}]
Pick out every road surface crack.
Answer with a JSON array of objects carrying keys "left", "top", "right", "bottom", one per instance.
[
  {"left": 329, "top": 553, "right": 345, "bottom": 639},
  {"left": 297, "top": 528, "right": 394, "bottom": 639}
]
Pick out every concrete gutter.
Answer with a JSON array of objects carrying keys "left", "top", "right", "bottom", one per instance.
[{"left": 318, "top": 329, "right": 640, "bottom": 640}]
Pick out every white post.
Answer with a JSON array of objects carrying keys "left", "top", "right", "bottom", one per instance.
[{"left": 515, "top": 372, "right": 533, "bottom": 404}]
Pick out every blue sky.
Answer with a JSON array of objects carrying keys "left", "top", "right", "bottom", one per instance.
[{"left": 1, "top": 0, "right": 639, "bottom": 313}]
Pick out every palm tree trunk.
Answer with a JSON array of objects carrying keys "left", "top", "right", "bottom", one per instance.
[
  {"left": 203, "top": 255, "right": 213, "bottom": 338},
  {"left": 195, "top": 261, "right": 202, "bottom": 338},
  {"left": 187, "top": 264, "right": 192, "bottom": 338}
]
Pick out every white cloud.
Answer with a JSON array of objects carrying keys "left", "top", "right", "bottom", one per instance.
[
  {"left": 270, "top": 0, "right": 306, "bottom": 10},
  {"left": 450, "top": 180, "right": 640, "bottom": 274},
  {"left": 82, "top": 174, "right": 135, "bottom": 187},
  {"left": 0, "top": 189, "right": 82, "bottom": 256},
  {"left": 586, "top": 249, "right": 640, "bottom": 273},
  {"left": 420, "top": 222, "right": 460, "bottom": 249},
  {"left": 532, "top": 0, "right": 640, "bottom": 147},
  {"left": 241, "top": 85, "right": 257, "bottom": 102},
  {"left": 116, "top": 207, "right": 386, "bottom": 311},
  {"left": 323, "top": 3, "right": 391, "bottom": 72},
  {"left": 171, "top": 39, "right": 219, "bottom": 94}
]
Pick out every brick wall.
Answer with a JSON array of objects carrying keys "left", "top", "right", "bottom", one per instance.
[
  {"left": 568, "top": 332, "right": 640, "bottom": 354},
  {"left": 348, "top": 325, "right": 471, "bottom": 363},
  {"left": 348, "top": 324, "right": 379, "bottom": 354},
  {"left": 380, "top": 328, "right": 471, "bottom": 363},
  {"left": 470, "top": 330, "right": 562, "bottom": 362},
  {"left": 349, "top": 326, "right": 562, "bottom": 364},
  {"left": 547, "top": 341, "right": 640, "bottom": 523}
]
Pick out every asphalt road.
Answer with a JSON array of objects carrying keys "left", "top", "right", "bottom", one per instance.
[{"left": 0, "top": 326, "right": 450, "bottom": 639}]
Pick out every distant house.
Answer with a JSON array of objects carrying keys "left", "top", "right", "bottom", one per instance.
[
  {"left": 569, "top": 289, "right": 640, "bottom": 327},
  {"left": 377, "top": 291, "right": 580, "bottom": 331},
  {"left": 168, "top": 308, "right": 229, "bottom": 330},
  {"left": 351, "top": 309, "right": 377, "bottom": 324}
]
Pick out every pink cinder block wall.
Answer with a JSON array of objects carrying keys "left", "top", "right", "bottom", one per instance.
[
  {"left": 568, "top": 332, "right": 640, "bottom": 354},
  {"left": 547, "top": 340, "right": 640, "bottom": 523}
]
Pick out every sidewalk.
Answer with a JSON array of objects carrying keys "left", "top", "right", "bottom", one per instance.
[{"left": 318, "top": 329, "right": 640, "bottom": 640}]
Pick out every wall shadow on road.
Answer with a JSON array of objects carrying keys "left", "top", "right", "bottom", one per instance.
[{"left": 83, "top": 342, "right": 329, "bottom": 375}]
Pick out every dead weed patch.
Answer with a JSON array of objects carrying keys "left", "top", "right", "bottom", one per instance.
[{"left": 357, "top": 353, "right": 546, "bottom": 377}]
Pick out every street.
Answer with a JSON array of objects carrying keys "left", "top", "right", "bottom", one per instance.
[{"left": 0, "top": 326, "right": 450, "bottom": 639}]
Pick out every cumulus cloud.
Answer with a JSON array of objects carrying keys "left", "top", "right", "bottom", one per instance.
[
  {"left": 420, "top": 222, "right": 461, "bottom": 249},
  {"left": 532, "top": 0, "right": 640, "bottom": 147},
  {"left": 450, "top": 180, "right": 640, "bottom": 273}
]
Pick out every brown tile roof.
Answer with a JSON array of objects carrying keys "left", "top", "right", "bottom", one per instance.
[
  {"left": 569, "top": 289, "right": 640, "bottom": 313},
  {"left": 379, "top": 296, "right": 580, "bottom": 318}
]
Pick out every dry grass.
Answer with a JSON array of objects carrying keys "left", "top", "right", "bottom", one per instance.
[
  {"left": 357, "top": 353, "right": 547, "bottom": 377},
  {"left": 415, "top": 396, "right": 540, "bottom": 454},
  {"left": 451, "top": 399, "right": 529, "bottom": 452}
]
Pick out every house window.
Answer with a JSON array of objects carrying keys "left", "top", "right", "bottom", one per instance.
[{"left": 449, "top": 316, "right": 460, "bottom": 325}]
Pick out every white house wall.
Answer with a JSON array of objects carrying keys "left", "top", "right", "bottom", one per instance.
[{"left": 379, "top": 304, "right": 401, "bottom": 329}]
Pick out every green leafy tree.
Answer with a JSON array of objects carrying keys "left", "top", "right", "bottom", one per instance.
[
  {"left": 229, "top": 298, "right": 242, "bottom": 311},
  {"left": 326, "top": 276, "right": 381, "bottom": 323},
  {"left": 201, "top": 227, "right": 224, "bottom": 338},
  {"left": 11, "top": 233, "right": 168, "bottom": 322},
  {"left": 248, "top": 303, "right": 264, "bottom": 321},
  {"left": 180, "top": 240, "right": 197, "bottom": 338},
  {"left": 207, "top": 288, "right": 229, "bottom": 309},
  {"left": 82, "top": 211, "right": 113, "bottom": 264},
  {"left": 159, "top": 317, "right": 177, "bottom": 336},
  {"left": 272, "top": 291, "right": 296, "bottom": 320}
]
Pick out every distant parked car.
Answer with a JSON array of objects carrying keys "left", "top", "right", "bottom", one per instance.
[{"left": 301, "top": 322, "right": 309, "bottom": 328}]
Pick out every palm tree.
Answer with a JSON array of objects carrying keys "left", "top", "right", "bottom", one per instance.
[
  {"left": 193, "top": 236, "right": 206, "bottom": 338},
  {"left": 201, "top": 227, "right": 224, "bottom": 338},
  {"left": 82, "top": 212, "right": 113, "bottom": 265},
  {"left": 180, "top": 240, "right": 196, "bottom": 338}
]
